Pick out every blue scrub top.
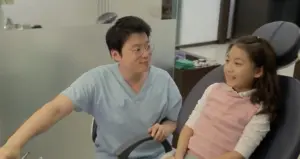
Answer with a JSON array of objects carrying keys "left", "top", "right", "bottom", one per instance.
[{"left": 61, "top": 63, "right": 182, "bottom": 159}]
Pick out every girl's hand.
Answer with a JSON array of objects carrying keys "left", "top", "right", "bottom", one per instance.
[
  {"left": 160, "top": 153, "right": 175, "bottom": 159},
  {"left": 174, "top": 154, "right": 184, "bottom": 159},
  {"left": 162, "top": 155, "right": 177, "bottom": 159},
  {"left": 213, "top": 151, "right": 244, "bottom": 159}
]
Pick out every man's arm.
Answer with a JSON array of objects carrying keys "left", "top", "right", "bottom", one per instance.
[
  {"left": 149, "top": 74, "right": 182, "bottom": 142},
  {"left": 4, "top": 95, "right": 73, "bottom": 149},
  {"left": 163, "top": 75, "right": 182, "bottom": 133},
  {"left": 4, "top": 71, "right": 96, "bottom": 150}
]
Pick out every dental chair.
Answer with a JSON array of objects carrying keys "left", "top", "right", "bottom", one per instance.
[{"left": 92, "top": 21, "right": 300, "bottom": 159}]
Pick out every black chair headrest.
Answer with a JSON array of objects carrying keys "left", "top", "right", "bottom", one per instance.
[{"left": 252, "top": 21, "right": 300, "bottom": 68}]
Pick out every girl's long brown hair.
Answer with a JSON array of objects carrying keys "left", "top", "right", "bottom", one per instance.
[{"left": 228, "top": 35, "right": 280, "bottom": 121}]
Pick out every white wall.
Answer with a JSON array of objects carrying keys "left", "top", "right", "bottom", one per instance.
[
  {"left": 0, "top": 19, "right": 177, "bottom": 159},
  {"left": 109, "top": 0, "right": 162, "bottom": 20},
  {"left": 1, "top": 0, "right": 163, "bottom": 28},
  {"left": 177, "top": 0, "right": 221, "bottom": 45}
]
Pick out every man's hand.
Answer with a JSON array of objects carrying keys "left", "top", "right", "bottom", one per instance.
[
  {"left": 161, "top": 154, "right": 183, "bottom": 159},
  {"left": 148, "top": 123, "right": 173, "bottom": 142},
  {"left": 0, "top": 145, "right": 20, "bottom": 159}
]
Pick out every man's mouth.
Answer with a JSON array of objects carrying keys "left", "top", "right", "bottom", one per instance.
[{"left": 140, "top": 61, "right": 149, "bottom": 65}]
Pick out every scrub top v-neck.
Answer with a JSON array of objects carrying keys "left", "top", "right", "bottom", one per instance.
[
  {"left": 61, "top": 63, "right": 182, "bottom": 159},
  {"left": 111, "top": 63, "right": 151, "bottom": 103}
]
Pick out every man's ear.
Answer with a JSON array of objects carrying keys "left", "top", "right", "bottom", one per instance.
[
  {"left": 254, "top": 67, "right": 264, "bottom": 78},
  {"left": 110, "top": 50, "right": 121, "bottom": 62}
]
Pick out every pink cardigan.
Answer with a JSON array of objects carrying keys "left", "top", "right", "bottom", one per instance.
[{"left": 187, "top": 83, "right": 260, "bottom": 159}]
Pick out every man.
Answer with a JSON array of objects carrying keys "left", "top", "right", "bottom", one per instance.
[{"left": 0, "top": 16, "right": 182, "bottom": 159}]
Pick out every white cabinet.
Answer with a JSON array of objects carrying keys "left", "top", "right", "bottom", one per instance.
[
  {"left": 1, "top": 0, "right": 164, "bottom": 28},
  {"left": 0, "top": 0, "right": 14, "bottom": 30},
  {"left": 1, "top": 0, "right": 98, "bottom": 28}
]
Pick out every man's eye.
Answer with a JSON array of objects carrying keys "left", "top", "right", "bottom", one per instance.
[
  {"left": 235, "top": 62, "right": 242, "bottom": 66},
  {"left": 133, "top": 48, "right": 141, "bottom": 52}
]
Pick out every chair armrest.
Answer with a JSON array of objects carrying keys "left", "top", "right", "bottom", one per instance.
[
  {"left": 91, "top": 119, "right": 97, "bottom": 143},
  {"left": 115, "top": 134, "right": 173, "bottom": 159}
]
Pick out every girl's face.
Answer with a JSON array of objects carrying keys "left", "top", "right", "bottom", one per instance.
[{"left": 224, "top": 46, "right": 263, "bottom": 92}]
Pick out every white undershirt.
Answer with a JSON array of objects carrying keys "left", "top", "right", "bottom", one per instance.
[{"left": 185, "top": 83, "right": 270, "bottom": 159}]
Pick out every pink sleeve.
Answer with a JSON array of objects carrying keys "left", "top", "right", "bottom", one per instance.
[{"left": 185, "top": 83, "right": 218, "bottom": 129}]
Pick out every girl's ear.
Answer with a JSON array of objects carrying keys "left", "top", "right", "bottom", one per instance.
[{"left": 254, "top": 67, "right": 264, "bottom": 78}]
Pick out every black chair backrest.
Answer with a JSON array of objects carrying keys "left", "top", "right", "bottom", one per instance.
[
  {"left": 251, "top": 75, "right": 300, "bottom": 159},
  {"left": 173, "top": 21, "right": 300, "bottom": 159}
]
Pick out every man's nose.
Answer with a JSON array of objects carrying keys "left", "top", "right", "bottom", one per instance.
[{"left": 141, "top": 49, "right": 152, "bottom": 58}]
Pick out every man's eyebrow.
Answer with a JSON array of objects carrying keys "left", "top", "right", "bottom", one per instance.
[{"left": 131, "top": 41, "right": 150, "bottom": 48}]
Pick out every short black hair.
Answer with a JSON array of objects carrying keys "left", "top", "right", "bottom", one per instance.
[{"left": 105, "top": 16, "right": 152, "bottom": 56}]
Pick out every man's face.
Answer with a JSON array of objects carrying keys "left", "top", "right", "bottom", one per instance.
[{"left": 112, "top": 33, "right": 152, "bottom": 73}]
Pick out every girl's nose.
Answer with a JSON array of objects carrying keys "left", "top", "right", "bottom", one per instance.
[{"left": 225, "top": 63, "right": 233, "bottom": 73}]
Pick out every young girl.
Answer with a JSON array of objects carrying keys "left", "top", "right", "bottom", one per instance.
[{"left": 167, "top": 35, "right": 279, "bottom": 159}]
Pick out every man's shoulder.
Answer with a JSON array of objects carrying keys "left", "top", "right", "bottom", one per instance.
[
  {"left": 85, "top": 63, "right": 117, "bottom": 75},
  {"left": 80, "top": 63, "right": 117, "bottom": 81},
  {"left": 150, "top": 65, "right": 172, "bottom": 80}
]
